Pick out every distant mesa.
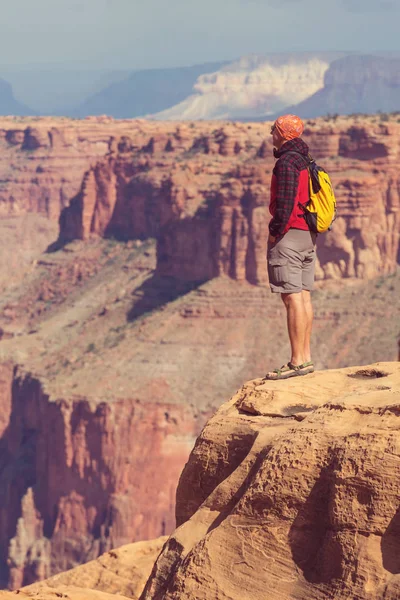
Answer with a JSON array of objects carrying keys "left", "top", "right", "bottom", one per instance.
[
  {"left": 149, "top": 53, "right": 400, "bottom": 122},
  {"left": 150, "top": 52, "right": 342, "bottom": 121},
  {"left": 71, "top": 61, "right": 229, "bottom": 119},
  {"left": 1, "top": 53, "right": 400, "bottom": 121},
  {"left": 274, "top": 54, "right": 400, "bottom": 120},
  {"left": 0, "top": 78, "right": 35, "bottom": 117}
]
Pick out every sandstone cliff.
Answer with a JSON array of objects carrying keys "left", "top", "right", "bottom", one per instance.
[
  {"left": 0, "top": 115, "right": 398, "bottom": 285},
  {"left": 0, "top": 115, "right": 399, "bottom": 590},
  {"left": 20, "top": 536, "right": 167, "bottom": 599},
  {"left": 141, "top": 362, "right": 400, "bottom": 600},
  {"left": 58, "top": 116, "right": 400, "bottom": 283},
  {"left": 72, "top": 61, "right": 228, "bottom": 119},
  {"left": 0, "top": 362, "right": 197, "bottom": 589},
  {"left": 150, "top": 54, "right": 400, "bottom": 121},
  {"left": 0, "top": 117, "right": 158, "bottom": 221},
  {"left": 0, "top": 537, "right": 165, "bottom": 599}
]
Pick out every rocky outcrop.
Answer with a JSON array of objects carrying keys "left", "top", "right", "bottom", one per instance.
[
  {"left": 59, "top": 159, "right": 192, "bottom": 243},
  {"left": 141, "top": 362, "right": 400, "bottom": 600},
  {"left": 0, "top": 537, "right": 166, "bottom": 599},
  {"left": 21, "top": 536, "right": 167, "bottom": 599},
  {"left": 0, "top": 364, "right": 198, "bottom": 589}
]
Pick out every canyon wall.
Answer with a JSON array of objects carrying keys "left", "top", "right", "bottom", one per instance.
[
  {"left": 58, "top": 117, "right": 400, "bottom": 282},
  {"left": 0, "top": 363, "right": 199, "bottom": 590},
  {"left": 0, "top": 115, "right": 399, "bottom": 591},
  {"left": 0, "top": 117, "right": 166, "bottom": 221},
  {"left": 0, "top": 115, "right": 398, "bottom": 285}
]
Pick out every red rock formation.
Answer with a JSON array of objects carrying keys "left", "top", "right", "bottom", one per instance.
[
  {"left": 55, "top": 117, "right": 400, "bottom": 283},
  {"left": 0, "top": 117, "right": 185, "bottom": 222},
  {"left": 0, "top": 116, "right": 398, "bottom": 282},
  {"left": 0, "top": 363, "right": 198, "bottom": 590},
  {"left": 0, "top": 115, "right": 399, "bottom": 592},
  {"left": 141, "top": 362, "right": 400, "bottom": 600}
]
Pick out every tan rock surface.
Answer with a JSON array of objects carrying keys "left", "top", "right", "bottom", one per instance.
[
  {"left": 142, "top": 362, "right": 400, "bottom": 600},
  {"left": 21, "top": 537, "right": 167, "bottom": 599},
  {"left": 0, "top": 586, "right": 130, "bottom": 599}
]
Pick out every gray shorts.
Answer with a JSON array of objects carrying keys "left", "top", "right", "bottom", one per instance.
[{"left": 267, "top": 229, "right": 317, "bottom": 294}]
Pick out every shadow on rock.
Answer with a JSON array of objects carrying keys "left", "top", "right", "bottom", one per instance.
[
  {"left": 127, "top": 274, "right": 204, "bottom": 322},
  {"left": 45, "top": 238, "right": 70, "bottom": 253},
  {"left": 382, "top": 507, "right": 400, "bottom": 574},
  {"left": 288, "top": 463, "right": 344, "bottom": 584}
]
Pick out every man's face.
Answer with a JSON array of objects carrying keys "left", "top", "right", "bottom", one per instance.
[{"left": 270, "top": 123, "right": 281, "bottom": 149}]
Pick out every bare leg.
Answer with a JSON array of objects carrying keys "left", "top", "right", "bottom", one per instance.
[
  {"left": 302, "top": 290, "right": 313, "bottom": 363},
  {"left": 281, "top": 292, "right": 307, "bottom": 366}
]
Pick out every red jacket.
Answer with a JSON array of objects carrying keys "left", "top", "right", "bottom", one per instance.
[{"left": 269, "top": 137, "right": 310, "bottom": 238}]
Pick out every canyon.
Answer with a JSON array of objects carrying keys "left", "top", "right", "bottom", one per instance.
[
  {"left": 0, "top": 115, "right": 398, "bottom": 590},
  {"left": 57, "top": 115, "right": 400, "bottom": 282},
  {"left": 1, "top": 362, "right": 400, "bottom": 599}
]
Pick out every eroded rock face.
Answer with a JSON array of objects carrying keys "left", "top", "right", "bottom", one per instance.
[
  {"left": 141, "top": 362, "right": 400, "bottom": 600},
  {"left": 21, "top": 536, "right": 167, "bottom": 600},
  {"left": 57, "top": 117, "right": 400, "bottom": 283},
  {"left": 0, "top": 116, "right": 398, "bottom": 282},
  {"left": 0, "top": 117, "right": 162, "bottom": 221},
  {"left": 0, "top": 364, "right": 196, "bottom": 589}
]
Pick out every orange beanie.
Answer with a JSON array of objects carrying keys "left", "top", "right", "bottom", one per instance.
[{"left": 274, "top": 114, "right": 305, "bottom": 141}]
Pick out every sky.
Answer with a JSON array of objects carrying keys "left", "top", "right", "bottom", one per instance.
[{"left": 0, "top": 0, "right": 398, "bottom": 71}]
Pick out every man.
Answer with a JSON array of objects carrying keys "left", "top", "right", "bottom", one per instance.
[{"left": 265, "top": 114, "right": 316, "bottom": 380}]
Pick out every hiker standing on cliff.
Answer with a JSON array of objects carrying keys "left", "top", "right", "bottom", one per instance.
[{"left": 265, "top": 114, "right": 316, "bottom": 380}]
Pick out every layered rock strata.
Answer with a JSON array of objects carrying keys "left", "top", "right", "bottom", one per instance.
[
  {"left": 0, "top": 117, "right": 175, "bottom": 221},
  {"left": 0, "top": 363, "right": 197, "bottom": 589},
  {"left": 141, "top": 362, "right": 400, "bottom": 600},
  {"left": 58, "top": 117, "right": 400, "bottom": 282},
  {"left": 0, "top": 116, "right": 398, "bottom": 282}
]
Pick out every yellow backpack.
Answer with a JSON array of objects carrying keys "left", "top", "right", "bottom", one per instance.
[
  {"left": 304, "top": 157, "right": 337, "bottom": 233},
  {"left": 289, "top": 152, "right": 337, "bottom": 233}
]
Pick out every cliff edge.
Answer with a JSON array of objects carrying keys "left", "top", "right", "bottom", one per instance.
[{"left": 141, "top": 362, "right": 400, "bottom": 600}]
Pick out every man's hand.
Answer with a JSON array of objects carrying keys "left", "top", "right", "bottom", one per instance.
[{"left": 268, "top": 234, "right": 276, "bottom": 244}]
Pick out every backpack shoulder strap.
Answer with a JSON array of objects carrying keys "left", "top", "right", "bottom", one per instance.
[{"left": 283, "top": 150, "right": 312, "bottom": 168}]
